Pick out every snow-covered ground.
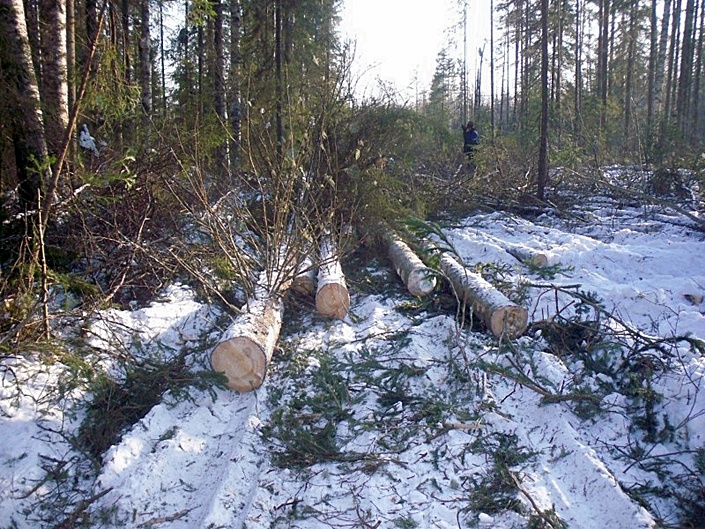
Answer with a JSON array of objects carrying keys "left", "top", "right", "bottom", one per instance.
[{"left": 2, "top": 198, "right": 704, "bottom": 528}]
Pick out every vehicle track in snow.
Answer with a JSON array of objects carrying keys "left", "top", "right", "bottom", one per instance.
[{"left": 93, "top": 388, "right": 264, "bottom": 528}]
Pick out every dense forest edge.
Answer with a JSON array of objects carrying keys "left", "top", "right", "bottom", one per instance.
[{"left": 1, "top": 0, "right": 705, "bottom": 527}]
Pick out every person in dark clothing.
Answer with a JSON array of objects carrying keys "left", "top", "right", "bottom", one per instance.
[{"left": 462, "top": 120, "right": 479, "bottom": 161}]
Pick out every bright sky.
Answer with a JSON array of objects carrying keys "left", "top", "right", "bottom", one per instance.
[{"left": 338, "top": 0, "right": 492, "bottom": 103}]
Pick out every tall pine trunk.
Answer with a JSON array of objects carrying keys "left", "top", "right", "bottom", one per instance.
[
  {"left": 39, "top": 0, "right": 69, "bottom": 158},
  {"left": 677, "top": 0, "right": 696, "bottom": 137},
  {"left": 624, "top": 1, "right": 638, "bottom": 150},
  {"left": 537, "top": 0, "right": 549, "bottom": 200},
  {"left": 212, "top": 0, "right": 227, "bottom": 176},
  {"left": 139, "top": 0, "right": 152, "bottom": 124},
  {"left": 574, "top": 0, "right": 583, "bottom": 139},
  {"left": 655, "top": 0, "right": 672, "bottom": 116},
  {"left": 598, "top": 0, "right": 610, "bottom": 128},
  {"left": 0, "top": 0, "right": 51, "bottom": 210},
  {"left": 647, "top": 0, "right": 658, "bottom": 160},
  {"left": 229, "top": 0, "right": 242, "bottom": 173},
  {"left": 489, "top": 0, "right": 495, "bottom": 138},
  {"left": 67, "top": 0, "right": 76, "bottom": 107},
  {"left": 275, "top": 0, "right": 283, "bottom": 163},
  {"left": 692, "top": 0, "right": 705, "bottom": 141},
  {"left": 661, "top": 0, "right": 682, "bottom": 153}
]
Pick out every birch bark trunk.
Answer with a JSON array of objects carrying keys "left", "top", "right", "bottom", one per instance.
[
  {"left": 316, "top": 235, "right": 350, "bottom": 319},
  {"left": 210, "top": 283, "right": 284, "bottom": 392},
  {"left": 439, "top": 252, "right": 528, "bottom": 338},
  {"left": 383, "top": 230, "right": 436, "bottom": 297},
  {"left": 210, "top": 245, "right": 294, "bottom": 392}
]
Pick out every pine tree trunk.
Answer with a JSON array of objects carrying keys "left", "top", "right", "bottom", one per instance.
[
  {"left": 275, "top": 0, "right": 284, "bottom": 163},
  {"left": 158, "top": 2, "right": 166, "bottom": 114},
  {"left": 85, "top": 0, "right": 97, "bottom": 70},
  {"left": 139, "top": 0, "right": 152, "bottom": 122},
  {"left": 489, "top": 0, "right": 495, "bottom": 137},
  {"left": 677, "top": 0, "right": 696, "bottom": 136},
  {"left": 647, "top": 0, "right": 658, "bottom": 159},
  {"left": 537, "top": 0, "right": 549, "bottom": 200},
  {"left": 598, "top": 0, "right": 611, "bottom": 128},
  {"left": 655, "top": 0, "right": 672, "bottom": 116},
  {"left": 229, "top": 0, "right": 242, "bottom": 173},
  {"left": 574, "top": 0, "right": 583, "bottom": 138},
  {"left": 121, "top": 0, "right": 131, "bottom": 84},
  {"left": 67, "top": 0, "right": 75, "bottom": 117},
  {"left": 692, "top": 0, "right": 705, "bottom": 142},
  {"left": 624, "top": 2, "right": 638, "bottom": 148},
  {"left": 212, "top": 0, "right": 227, "bottom": 176},
  {"left": 39, "top": 0, "right": 69, "bottom": 157},
  {"left": 661, "top": 0, "right": 682, "bottom": 151},
  {"left": 0, "top": 0, "right": 51, "bottom": 209}
]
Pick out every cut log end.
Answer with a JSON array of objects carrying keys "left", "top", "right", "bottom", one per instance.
[
  {"left": 407, "top": 269, "right": 437, "bottom": 297},
  {"left": 211, "top": 337, "right": 267, "bottom": 392},
  {"left": 316, "top": 282, "right": 350, "bottom": 319},
  {"left": 291, "top": 275, "right": 316, "bottom": 296},
  {"left": 488, "top": 305, "right": 528, "bottom": 339},
  {"left": 527, "top": 254, "right": 548, "bottom": 267}
]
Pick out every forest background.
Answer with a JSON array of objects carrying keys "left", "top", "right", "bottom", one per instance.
[{"left": 1, "top": 0, "right": 704, "bottom": 379}]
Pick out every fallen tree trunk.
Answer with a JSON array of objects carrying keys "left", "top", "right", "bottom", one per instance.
[
  {"left": 469, "top": 230, "right": 548, "bottom": 267},
  {"left": 503, "top": 244, "right": 548, "bottom": 267},
  {"left": 210, "top": 240, "right": 296, "bottom": 392},
  {"left": 210, "top": 284, "right": 283, "bottom": 392},
  {"left": 316, "top": 235, "right": 350, "bottom": 319},
  {"left": 291, "top": 254, "right": 316, "bottom": 296},
  {"left": 439, "top": 252, "right": 528, "bottom": 338},
  {"left": 383, "top": 230, "right": 437, "bottom": 297}
]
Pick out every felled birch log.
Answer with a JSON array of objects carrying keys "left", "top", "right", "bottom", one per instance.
[
  {"left": 383, "top": 229, "right": 436, "bottom": 297},
  {"left": 439, "top": 252, "right": 528, "bottom": 338},
  {"left": 502, "top": 243, "right": 548, "bottom": 267},
  {"left": 316, "top": 235, "right": 350, "bottom": 319},
  {"left": 472, "top": 231, "right": 548, "bottom": 267},
  {"left": 210, "top": 284, "right": 283, "bottom": 392},
  {"left": 291, "top": 254, "right": 316, "bottom": 296},
  {"left": 210, "top": 241, "right": 294, "bottom": 393}
]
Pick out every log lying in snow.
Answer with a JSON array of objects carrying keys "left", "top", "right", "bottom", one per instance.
[
  {"left": 210, "top": 285, "right": 284, "bottom": 392},
  {"left": 476, "top": 232, "right": 548, "bottom": 267},
  {"left": 503, "top": 244, "right": 548, "bottom": 267},
  {"left": 438, "top": 252, "right": 528, "bottom": 338},
  {"left": 291, "top": 254, "right": 316, "bottom": 296},
  {"left": 316, "top": 235, "right": 350, "bottom": 319},
  {"left": 383, "top": 230, "right": 437, "bottom": 297}
]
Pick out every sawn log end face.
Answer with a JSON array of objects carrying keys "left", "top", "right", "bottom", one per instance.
[
  {"left": 316, "top": 283, "right": 351, "bottom": 320},
  {"left": 407, "top": 269, "right": 437, "bottom": 297},
  {"left": 489, "top": 305, "right": 529, "bottom": 339},
  {"left": 210, "top": 337, "right": 267, "bottom": 392}
]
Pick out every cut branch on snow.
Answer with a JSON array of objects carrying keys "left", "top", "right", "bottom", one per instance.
[
  {"left": 315, "top": 234, "right": 350, "bottom": 319},
  {"left": 382, "top": 227, "right": 437, "bottom": 297},
  {"left": 438, "top": 252, "right": 528, "bottom": 338}
]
